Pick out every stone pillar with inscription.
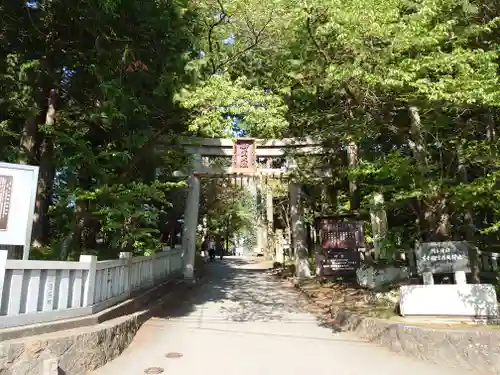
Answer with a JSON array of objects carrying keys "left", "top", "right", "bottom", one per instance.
[
  {"left": 247, "top": 176, "right": 259, "bottom": 253},
  {"left": 274, "top": 229, "right": 284, "bottom": 263},
  {"left": 257, "top": 174, "right": 268, "bottom": 256},
  {"left": 266, "top": 176, "right": 274, "bottom": 259},
  {"left": 182, "top": 153, "right": 202, "bottom": 280},
  {"left": 370, "top": 193, "right": 388, "bottom": 260},
  {"left": 289, "top": 183, "right": 311, "bottom": 279}
]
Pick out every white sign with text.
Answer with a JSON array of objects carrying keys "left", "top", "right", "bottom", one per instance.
[{"left": 0, "top": 162, "right": 39, "bottom": 259}]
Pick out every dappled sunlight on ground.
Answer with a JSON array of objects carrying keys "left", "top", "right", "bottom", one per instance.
[{"left": 91, "top": 256, "right": 478, "bottom": 375}]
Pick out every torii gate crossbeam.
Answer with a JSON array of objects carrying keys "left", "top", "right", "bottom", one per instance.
[{"left": 172, "top": 137, "right": 326, "bottom": 281}]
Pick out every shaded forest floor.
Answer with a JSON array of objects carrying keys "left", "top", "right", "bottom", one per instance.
[{"left": 272, "top": 264, "right": 500, "bottom": 330}]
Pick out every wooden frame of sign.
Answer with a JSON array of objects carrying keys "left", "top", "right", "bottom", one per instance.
[{"left": 316, "top": 217, "right": 364, "bottom": 277}]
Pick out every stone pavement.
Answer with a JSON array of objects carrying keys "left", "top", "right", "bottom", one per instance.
[{"left": 91, "top": 257, "right": 477, "bottom": 375}]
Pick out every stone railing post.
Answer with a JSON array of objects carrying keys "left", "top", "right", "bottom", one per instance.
[
  {"left": 43, "top": 358, "right": 59, "bottom": 375},
  {"left": 150, "top": 250, "right": 157, "bottom": 285},
  {"left": 167, "top": 245, "right": 174, "bottom": 277},
  {"left": 119, "top": 252, "right": 133, "bottom": 296},
  {"left": 79, "top": 254, "right": 97, "bottom": 307}
]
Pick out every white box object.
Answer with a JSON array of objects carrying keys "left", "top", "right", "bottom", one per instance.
[{"left": 400, "top": 284, "right": 499, "bottom": 318}]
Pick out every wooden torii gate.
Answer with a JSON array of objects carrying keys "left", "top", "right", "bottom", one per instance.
[{"left": 173, "top": 137, "right": 325, "bottom": 281}]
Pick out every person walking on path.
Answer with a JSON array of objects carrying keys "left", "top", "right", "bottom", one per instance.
[
  {"left": 208, "top": 237, "right": 216, "bottom": 262},
  {"left": 216, "top": 237, "right": 224, "bottom": 260},
  {"left": 201, "top": 237, "right": 209, "bottom": 258}
]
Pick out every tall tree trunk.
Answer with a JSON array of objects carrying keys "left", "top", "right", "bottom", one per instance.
[
  {"left": 423, "top": 196, "right": 450, "bottom": 241},
  {"left": 70, "top": 199, "right": 93, "bottom": 259},
  {"left": 225, "top": 224, "right": 230, "bottom": 255},
  {"left": 408, "top": 106, "right": 426, "bottom": 239},
  {"left": 73, "top": 167, "right": 98, "bottom": 256},
  {"left": 486, "top": 108, "right": 496, "bottom": 225},
  {"left": 347, "top": 141, "right": 360, "bottom": 211},
  {"left": 80, "top": 208, "right": 98, "bottom": 253},
  {"left": 19, "top": 116, "right": 38, "bottom": 165},
  {"left": 458, "top": 144, "right": 479, "bottom": 282},
  {"left": 486, "top": 109, "right": 496, "bottom": 144},
  {"left": 407, "top": 105, "right": 450, "bottom": 241},
  {"left": 30, "top": 3, "right": 59, "bottom": 247},
  {"left": 32, "top": 89, "right": 57, "bottom": 248}
]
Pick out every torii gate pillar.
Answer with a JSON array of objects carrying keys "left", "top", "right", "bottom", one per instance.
[{"left": 182, "top": 153, "right": 201, "bottom": 280}]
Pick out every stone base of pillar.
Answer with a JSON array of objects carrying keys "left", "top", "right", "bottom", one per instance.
[
  {"left": 295, "top": 257, "right": 311, "bottom": 279},
  {"left": 275, "top": 246, "right": 284, "bottom": 263},
  {"left": 264, "top": 251, "right": 274, "bottom": 261},
  {"left": 182, "top": 277, "right": 197, "bottom": 285},
  {"left": 183, "top": 263, "right": 195, "bottom": 280}
]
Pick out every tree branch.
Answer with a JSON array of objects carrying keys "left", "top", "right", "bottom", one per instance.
[
  {"left": 305, "top": 14, "right": 329, "bottom": 65},
  {"left": 207, "top": 0, "right": 230, "bottom": 74},
  {"left": 216, "top": 13, "right": 273, "bottom": 71},
  {"left": 119, "top": 118, "right": 183, "bottom": 180}
]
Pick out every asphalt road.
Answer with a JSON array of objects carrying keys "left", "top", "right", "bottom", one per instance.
[{"left": 91, "top": 257, "right": 478, "bottom": 375}]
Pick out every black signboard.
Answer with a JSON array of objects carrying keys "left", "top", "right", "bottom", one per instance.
[
  {"left": 322, "top": 250, "right": 361, "bottom": 276},
  {"left": 415, "top": 241, "right": 470, "bottom": 274},
  {"left": 319, "top": 219, "right": 364, "bottom": 249}
]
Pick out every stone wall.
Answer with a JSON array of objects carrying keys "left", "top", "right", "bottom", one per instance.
[
  {"left": 298, "top": 283, "right": 500, "bottom": 375},
  {"left": 0, "top": 315, "right": 140, "bottom": 375},
  {"left": 0, "top": 280, "right": 191, "bottom": 375}
]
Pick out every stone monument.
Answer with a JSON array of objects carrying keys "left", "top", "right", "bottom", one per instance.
[{"left": 400, "top": 241, "right": 499, "bottom": 320}]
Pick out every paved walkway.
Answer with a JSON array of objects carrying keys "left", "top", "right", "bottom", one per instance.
[{"left": 92, "top": 257, "right": 476, "bottom": 375}]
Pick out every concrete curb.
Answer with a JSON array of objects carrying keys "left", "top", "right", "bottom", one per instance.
[
  {"left": 294, "top": 281, "right": 500, "bottom": 375},
  {"left": 0, "top": 279, "right": 196, "bottom": 375}
]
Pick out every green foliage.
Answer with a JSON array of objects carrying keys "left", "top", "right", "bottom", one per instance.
[
  {"left": 4, "top": 0, "right": 500, "bottom": 266},
  {"left": 200, "top": 177, "right": 256, "bottom": 242},
  {"left": 88, "top": 181, "right": 182, "bottom": 255},
  {"left": 255, "top": 0, "right": 500, "bottom": 248},
  {"left": 176, "top": 73, "right": 288, "bottom": 137},
  {"left": 0, "top": 0, "right": 197, "bottom": 259}
]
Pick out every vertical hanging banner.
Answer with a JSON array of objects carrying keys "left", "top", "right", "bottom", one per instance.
[
  {"left": 0, "top": 162, "right": 39, "bottom": 259},
  {"left": 231, "top": 138, "right": 256, "bottom": 173}
]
